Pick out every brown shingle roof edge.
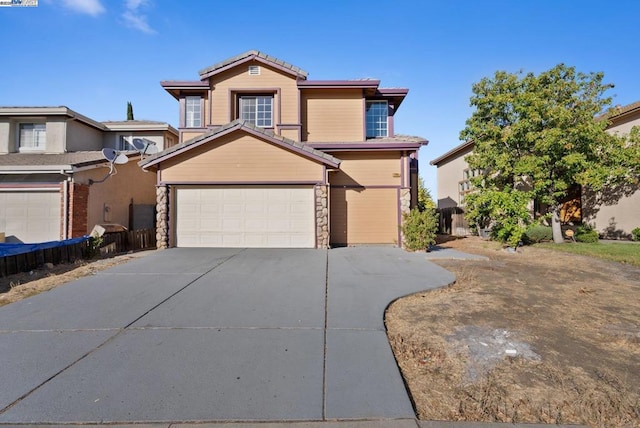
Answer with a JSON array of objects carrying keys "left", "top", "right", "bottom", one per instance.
[
  {"left": 0, "top": 152, "right": 108, "bottom": 169},
  {"left": 430, "top": 140, "right": 474, "bottom": 166},
  {"left": 139, "top": 120, "right": 341, "bottom": 169},
  {"left": 198, "top": 50, "right": 309, "bottom": 80}
]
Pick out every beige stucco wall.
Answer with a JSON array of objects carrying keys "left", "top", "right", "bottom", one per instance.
[
  {"left": 301, "top": 89, "right": 363, "bottom": 142},
  {"left": 102, "top": 130, "right": 170, "bottom": 151},
  {"left": 0, "top": 119, "right": 12, "bottom": 153},
  {"left": 75, "top": 160, "right": 157, "bottom": 233},
  {"left": 42, "top": 118, "right": 66, "bottom": 153},
  {"left": 584, "top": 113, "right": 640, "bottom": 238},
  {"left": 328, "top": 151, "right": 401, "bottom": 186},
  {"left": 66, "top": 120, "right": 103, "bottom": 152},
  {"left": 435, "top": 145, "right": 473, "bottom": 209},
  {"left": 159, "top": 131, "right": 324, "bottom": 183},
  {"left": 208, "top": 60, "right": 299, "bottom": 129}
]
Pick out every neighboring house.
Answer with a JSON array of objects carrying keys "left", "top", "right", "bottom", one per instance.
[
  {"left": 583, "top": 101, "right": 640, "bottom": 238},
  {"left": 430, "top": 100, "right": 640, "bottom": 239},
  {"left": 141, "top": 50, "right": 426, "bottom": 249},
  {"left": 0, "top": 106, "right": 178, "bottom": 243}
]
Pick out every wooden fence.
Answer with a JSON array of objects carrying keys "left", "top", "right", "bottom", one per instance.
[
  {"left": 0, "top": 240, "right": 89, "bottom": 278},
  {"left": 0, "top": 229, "right": 156, "bottom": 278},
  {"left": 437, "top": 207, "right": 471, "bottom": 236}
]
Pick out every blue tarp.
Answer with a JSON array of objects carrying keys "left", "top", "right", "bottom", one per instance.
[{"left": 0, "top": 236, "right": 90, "bottom": 257}]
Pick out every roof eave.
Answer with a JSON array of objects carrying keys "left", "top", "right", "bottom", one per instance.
[{"left": 430, "top": 140, "right": 475, "bottom": 166}]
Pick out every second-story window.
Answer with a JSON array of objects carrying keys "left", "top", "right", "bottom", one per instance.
[
  {"left": 18, "top": 123, "right": 46, "bottom": 151},
  {"left": 185, "top": 96, "right": 202, "bottom": 128},
  {"left": 366, "top": 100, "right": 388, "bottom": 138},
  {"left": 239, "top": 95, "right": 273, "bottom": 127}
]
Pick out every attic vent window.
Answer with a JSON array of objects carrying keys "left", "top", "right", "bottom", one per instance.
[{"left": 248, "top": 65, "right": 260, "bottom": 75}]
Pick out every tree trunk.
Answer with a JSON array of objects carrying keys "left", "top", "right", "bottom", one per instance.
[{"left": 551, "top": 206, "right": 564, "bottom": 244}]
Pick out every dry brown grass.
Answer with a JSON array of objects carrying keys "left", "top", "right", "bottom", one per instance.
[{"left": 386, "top": 236, "right": 640, "bottom": 427}]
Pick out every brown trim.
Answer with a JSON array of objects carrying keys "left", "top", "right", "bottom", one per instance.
[
  {"left": 329, "top": 185, "right": 401, "bottom": 189},
  {"left": 388, "top": 103, "right": 395, "bottom": 137},
  {"left": 298, "top": 80, "right": 380, "bottom": 89},
  {"left": 400, "top": 152, "right": 405, "bottom": 188},
  {"left": 228, "top": 88, "right": 281, "bottom": 126},
  {"left": 310, "top": 142, "right": 425, "bottom": 150},
  {"left": 160, "top": 181, "right": 322, "bottom": 186},
  {"left": 199, "top": 55, "right": 307, "bottom": 80},
  {"left": 430, "top": 140, "right": 474, "bottom": 166},
  {"left": 0, "top": 183, "right": 62, "bottom": 189},
  {"left": 397, "top": 187, "right": 402, "bottom": 247}
]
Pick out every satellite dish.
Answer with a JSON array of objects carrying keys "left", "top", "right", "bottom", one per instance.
[
  {"left": 114, "top": 152, "right": 129, "bottom": 164},
  {"left": 102, "top": 148, "right": 118, "bottom": 162},
  {"left": 132, "top": 138, "right": 158, "bottom": 155}
]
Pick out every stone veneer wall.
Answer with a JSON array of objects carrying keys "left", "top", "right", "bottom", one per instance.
[
  {"left": 156, "top": 185, "right": 169, "bottom": 249},
  {"left": 315, "top": 185, "right": 329, "bottom": 248},
  {"left": 399, "top": 187, "right": 411, "bottom": 248}
]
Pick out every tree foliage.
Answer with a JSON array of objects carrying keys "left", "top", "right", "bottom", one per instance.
[
  {"left": 127, "top": 101, "right": 134, "bottom": 120},
  {"left": 402, "top": 208, "right": 438, "bottom": 251},
  {"left": 417, "top": 176, "right": 436, "bottom": 211},
  {"left": 460, "top": 64, "right": 639, "bottom": 244}
]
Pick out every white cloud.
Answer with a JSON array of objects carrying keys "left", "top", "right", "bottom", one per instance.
[
  {"left": 61, "top": 0, "right": 105, "bottom": 16},
  {"left": 122, "top": 0, "right": 155, "bottom": 34}
]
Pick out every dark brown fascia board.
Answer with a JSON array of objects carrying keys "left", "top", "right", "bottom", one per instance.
[
  {"left": 430, "top": 140, "right": 475, "bottom": 166},
  {"left": 160, "top": 81, "right": 209, "bottom": 100},
  {"left": 308, "top": 141, "right": 426, "bottom": 151},
  {"left": 298, "top": 80, "right": 381, "bottom": 89},
  {"left": 0, "top": 106, "right": 107, "bottom": 131},
  {"left": 140, "top": 120, "right": 340, "bottom": 169},
  {"left": 198, "top": 51, "right": 308, "bottom": 81},
  {"left": 600, "top": 100, "right": 640, "bottom": 124}
]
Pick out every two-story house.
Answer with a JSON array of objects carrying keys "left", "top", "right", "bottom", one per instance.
[
  {"left": 0, "top": 106, "right": 178, "bottom": 243},
  {"left": 140, "top": 50, "right": 427, "bottom": 249}
]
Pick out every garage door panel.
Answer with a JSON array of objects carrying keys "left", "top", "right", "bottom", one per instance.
[
  {"left": 0, "top": 190, "right": 61, "bottom": 243},
  {"left": 330, "top": 188, "right": 398, "bottom": 245},
  {"left": 176, "top": 186, "right": 315, "bottom": 248}
]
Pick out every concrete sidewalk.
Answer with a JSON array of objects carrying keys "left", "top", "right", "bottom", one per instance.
[{"left": 0, "top": 247, "right": 459, "bottom": 424}]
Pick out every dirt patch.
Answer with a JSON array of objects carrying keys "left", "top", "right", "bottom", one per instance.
[
  {"left": 386, "top": 237, "right": 640, "bottom": 426},
  {"left": 0, "top": 251, "right": 152, "bottom": 307}
]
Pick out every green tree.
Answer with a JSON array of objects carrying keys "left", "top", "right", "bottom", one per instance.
[
  {"left": 460, "top": 64, "right": 639, "bottom": 244},
  {"left": 127, "top": 101, "right": 134, "bottom": 120},
  {"left": 417, "top": 176, "right": 436, "bottom": 211}
]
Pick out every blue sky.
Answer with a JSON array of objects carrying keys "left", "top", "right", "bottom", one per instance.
[{"left": 1, "top": 0, "right": 639, "bottom": 196}]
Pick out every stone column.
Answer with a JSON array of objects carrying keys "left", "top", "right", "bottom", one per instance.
[
  {"left": 156, "top": 185, "right": 169, "bottom": 249},
  {"left": 315, "top": 185, "right": 329, "bottom": 248},
  {"left": 399, "top": 188, "right": 412, "bottom": 248}
]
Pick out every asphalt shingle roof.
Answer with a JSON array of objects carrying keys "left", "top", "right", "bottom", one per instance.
[
  {"left": 0, "top": 152, "right": 107, "bottom": 167},
  {"left": 139, "top": 120, "right": 341, "bottom": 168},
  {"left": 198, "top": 50, "right": 308, "bottom": 79}
]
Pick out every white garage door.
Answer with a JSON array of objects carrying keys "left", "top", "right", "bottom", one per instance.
[
  {"left": 0, "top": 190, "right": 61, "bottom": 243},
  {"left": 175, "top": 186, "right": 315, "bottom": 248}
]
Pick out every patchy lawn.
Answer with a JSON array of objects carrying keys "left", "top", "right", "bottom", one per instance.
[
  {"left": 386, "top": 237, "right": 640, "bottom": 426},
  {"left": 0, "top": 251, "right": 151, "bottom": 307},
  {"left": 537, "top": 241, "right": 640, "bottom": 266}
]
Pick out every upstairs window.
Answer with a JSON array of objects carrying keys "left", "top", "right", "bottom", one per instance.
[
  {"left": 366, "top": 100, "right": 388, "bottom": 138},
  {"left": 18, "top": 123, "right": 46, "bottom": 151},
  {"left": 185, "top": 96, "right": 202, "bottom": 128},
  {"left": 239, "top": 95, "right": 273, "bottom": 127}
]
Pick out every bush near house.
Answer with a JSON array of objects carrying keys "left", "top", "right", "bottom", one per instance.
[
  {"left": 575, "top": 225, "right": 599, "bottom": 243},
  {"left": 632, "top": 227, "right": 640, "bottom": 241},
  {"left": 402, "top": 208, "right": 438, "bottom": 252},
  {"left": 523, "top": 224, "right": 554, "bottom": 243}
]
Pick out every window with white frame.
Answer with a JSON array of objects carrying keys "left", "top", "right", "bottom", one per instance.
[
  {"left": 459, "top": 168, "right": 482, "bottom": 205},
  {"left": 185, "top": 96, "right": 202, "bottom": 128},
  {"left": 118, "top": 135, "right": 133, "bottom": 151},
  {"left": 366, "top": 100, "right": 388, "bottom": 138},
  {"left": 239, "top": 95, "right": 273, "bottom": 127},
  {"left": 18, "top": 123, "right": 46, "bottom": 150}
]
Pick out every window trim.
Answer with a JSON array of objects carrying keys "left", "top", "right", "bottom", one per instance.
[
  {"left": 365, "top": 100, "right": 389, "bottom": 138},
  {"left": 185, "top": 95, "right": 203, "bottom": 128},
  {"left": 17, "top": 122, "right": 47, "bottom": 152},
  {"left": 238, "top": 94, "right": 274, "bottom": 128}
]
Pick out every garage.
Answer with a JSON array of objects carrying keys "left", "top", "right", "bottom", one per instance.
[
  {"left": 0, "top": 189, "right": 61, "bottom": 243},
  {"left": 175, "top": 186, "right": 315, "bottom": 248},
  {"left": 330, "top": 187, "right": 398, "bottom": 245}
]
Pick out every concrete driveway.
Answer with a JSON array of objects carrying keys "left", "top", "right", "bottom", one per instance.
[{"left": 0, "top": 247, "right": 455, "bottom": 424}]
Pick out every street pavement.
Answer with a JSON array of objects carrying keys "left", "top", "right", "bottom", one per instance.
[{"left": 0, "top": 247, "right": 581, "bottom": 427}]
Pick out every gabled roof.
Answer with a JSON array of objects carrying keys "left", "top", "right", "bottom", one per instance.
[
  {"left": 430, "top": 140, "right": 474, "bottom": 166},
  {"left": 605, "top": 100, "right": 640, "bottom": 122},
  {"left": 0, "top": 106, "right": 106, "bottom": 131},
  {"left": 198, "top": 50, "right": 308, "bottom": 80},
  {"left": 139, "top": 120, "right": 341, "bottom": 169},
  {"left": 102, "top": 120, "right": 178, "bottom": 135},
  {"left": 0, "top": 151, "right": 109, "bottom": 172}
]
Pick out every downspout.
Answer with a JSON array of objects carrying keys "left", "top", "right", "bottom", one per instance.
[{"left": 63, "top": 178, "right": 70, "bottom": 239}]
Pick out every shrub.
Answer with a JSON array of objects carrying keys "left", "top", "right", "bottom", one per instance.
[
  {"left": 402, "top": 207, "right": 438, "bottom": 251},
  {"left": 575, "top": 225, "right": 599, "bottom": 243},
  {"left": 632, "top": 227, "right": 640, "bottom": 241},
  {"left": 523, "top": 224, "right": 553, "bottom": 244}
]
